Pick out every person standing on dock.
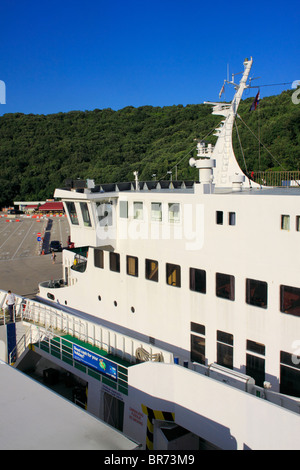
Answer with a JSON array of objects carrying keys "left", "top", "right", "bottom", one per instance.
[
  {"left": 6, "top": 290, "right": 16, "bottom": 322},
  {"left": 51, "top": 250, "right": 56, "bottom": 264}
]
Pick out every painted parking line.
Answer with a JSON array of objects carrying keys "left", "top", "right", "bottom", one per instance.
[
  {"left": 0, "top": 223, "right": 24, "bottom": 250},
  {"left": 11, "top": 221, "right": 36, "bottom": 260},
  {"left": 0, "top": 217, "right": 70, "bottom": 261}
]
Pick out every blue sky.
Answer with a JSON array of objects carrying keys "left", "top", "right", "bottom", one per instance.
[{"left": 0, "top": 0, "right": 299, "bottom": 115}]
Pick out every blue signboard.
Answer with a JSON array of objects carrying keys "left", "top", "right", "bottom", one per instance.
[{"left": 73, "top": 344, "right": 117, "bottom": 380}]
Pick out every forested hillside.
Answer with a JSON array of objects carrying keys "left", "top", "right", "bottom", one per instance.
[{"left": 0, "top": 89, "right": 299, "bottom": 207}]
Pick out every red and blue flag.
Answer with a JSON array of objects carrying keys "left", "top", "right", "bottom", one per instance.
[{"left": 250, "top": 90, "right": 260, "bottom": 111}]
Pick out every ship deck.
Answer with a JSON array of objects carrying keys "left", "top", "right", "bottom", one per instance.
[{"left": 0, "top": 361, "right": 138, "bottom": 450}]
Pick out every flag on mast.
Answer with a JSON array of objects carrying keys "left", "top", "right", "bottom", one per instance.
[
  {"left": 250, "top": 90, "right": 260, "bottom": 111},
  {"left": 219, "top": 81, "right": 225, "bottom": 99}
]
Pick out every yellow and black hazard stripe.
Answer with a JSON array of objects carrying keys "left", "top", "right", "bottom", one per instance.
[{"left": 141, "top": 404, "right": 175, "bottom": 450}]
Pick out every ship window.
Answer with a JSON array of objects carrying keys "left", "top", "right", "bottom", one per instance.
[
  {"left": 281, "top": 214, "right": 290, "bottom": 230},
  {"left": 228, "top": 212, "right": 236, "bottom": 226},
  {"left": 217, "top": 330, "right": 233, "bottom": 369},
  {"left": 296, "top": 216, "right": 300, "bottom": 232},
  {"left": 246, "top": 340, "right": 265, "bottom": 387},
  {"left": 110, "top": 252, "right": 120, "bottom": 273},
  {"left": 145, "top": 259, "right": 158, "bottom": 282},
  {"left": 216, "top": 211, "right": 223, "bottom": 225},
  {"left": 151, "top": 202, "right": 162, "bottom": 221},
  {"left": 133, "top": 202, "right": 143, "bottom": 220},
  {"left": 66, "top": 201, "right": 79, "bottom": 225},
  {"left": 191, "top": 322, "right": 205, "bottom": 335},
  {"left": 127, "top": 255, "right": 138, "bottom": 277},
  {"left": 190, "top": 268, "right": 206, "bottom": 294},
  {"left": 246, "top": 340, "right": 265, "bottom": 356},
  {"left": 168, "top": 203, "right": 180, "bottom": 223},
  {"left": 280, "top": 351, "right": 300, "bottom": 398},
  {"left": 119, "top": 201, "right": 128, "bottom": 218},
  {"left": 246, "top": 278, "right": 268, "bottom": 308},
  {"left": 216, "top": 273, "right": 235, "bottom": 301},
  {"left": 96, "top": 201, "right": 113, "bottom": 226},
  {"left": 246, "top": 354, "right": 265, "bottom": 387},
  {"left": 80, "top": 202, "right": 92, "bottom": 227},
  {"left": 94, "top": 249, "right": 104, "bottom": 269},
  {"left": 280, "top": 285, "right": 300, "bottom": 317},
  {"left": 166, "top": 263, "right": 181, "bottom": 287},
  {"left": 191, "top": 334, "right": 205, "bottom": 365}
]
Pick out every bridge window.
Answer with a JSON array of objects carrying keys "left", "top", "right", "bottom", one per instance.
[
  {"left": 133, "top": 202, "right": 143, "bottom": 220},
  {"left": 168, "top": 203, "right": 180, "bottom": 223},
  {"left": 119, "top": 201, "right": 128, "bottom": 218},
  {"left": 66, "top": 201, "right": 79, "bottom": 225},
  {"left": 96, "top": 201, "right": 113, "bottom": 226},
  {"left": 80, "top": 202, "right": 92, "bottom": 227},
  {"left": 151, "top": 202, "right": 162, "bottom": 222}
]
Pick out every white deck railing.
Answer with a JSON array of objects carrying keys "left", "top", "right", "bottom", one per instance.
[{"left": 1, "top": 290, "right": 172, "bottom": 367}]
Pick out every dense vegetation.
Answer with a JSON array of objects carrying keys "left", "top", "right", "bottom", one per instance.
[{"left": 0, "top": 89, "right": 299, "bottom": 207}]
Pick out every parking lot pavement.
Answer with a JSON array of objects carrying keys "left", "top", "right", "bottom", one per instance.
[{"left": 0, "top": 216, "right": 70, "bottom": 297}]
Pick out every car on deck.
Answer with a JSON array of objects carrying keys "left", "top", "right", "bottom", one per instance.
[{"left": 50, "top": 240, "right": 62, "bottom": 252}]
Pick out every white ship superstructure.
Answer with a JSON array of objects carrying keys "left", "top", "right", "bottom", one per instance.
[{"left": 1, "top": 58, "right": 299, "bottom": 450}]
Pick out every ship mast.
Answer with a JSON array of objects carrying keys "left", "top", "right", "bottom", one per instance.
[{"left": 191, "top": 57, "right": 260, "bottom": 191}]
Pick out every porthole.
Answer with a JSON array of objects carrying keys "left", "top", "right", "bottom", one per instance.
[
  {"left": 98, "top": 295, "right": 102, "bottom": 301},
  {"left": 47, "top": 293, "right": 55, "bottom": 300},
  {"left": 131, "top": 306, "right": 135, "bottom": 313},
  {"left": 114, "top": 300, "right": 117, "bottom": 307}
]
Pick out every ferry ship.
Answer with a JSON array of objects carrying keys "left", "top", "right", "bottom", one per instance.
[{"left": 1, "top": 57, "right": 299, "bottom": 450}]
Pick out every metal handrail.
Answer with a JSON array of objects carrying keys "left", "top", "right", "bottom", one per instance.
[
  {"left": 20, "top": 303, "right": 111, "bottom": 357},
  {"left": 0, "top": 301, "right": 23, "bottom": 325},
  {"left": 9, "top": 326, "right": 47, "bottom": 365},
  {"left": 7, "top": 298, "right": 170, "bottom": 367},
  {"left": 252, "top": 171, "right": 300, "bottom": 187},
  {"left": 14, "top": 325, "right": 129, "bottom": 390}
]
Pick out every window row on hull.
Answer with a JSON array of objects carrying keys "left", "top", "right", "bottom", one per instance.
[
  {"left": 190, "top": 323, "right": 300, "bottom": 398},
  {"left": 94, "top": 248, "right": 300, "bottom": 317}
]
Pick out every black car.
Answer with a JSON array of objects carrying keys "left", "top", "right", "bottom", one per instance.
[{"left": 50, "top": 240, "right": 62, "bottom": 252}]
